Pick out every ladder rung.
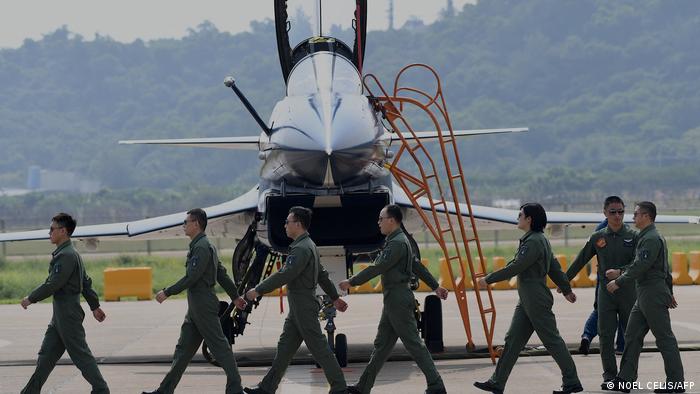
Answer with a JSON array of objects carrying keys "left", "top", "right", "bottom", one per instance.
[
  {"left": 442, "top": 138, "right": 453, "bottom": 144},
  {"left": 482, "top": 307, "right": 494, "bottom": 314},
  {"left": 412, "top": 189, "right": 427, "bottom": 199},
  {"left": 448, "top": 255, "right": 460, "bottom": 261},
  {"left": 410, "top": 144, "right": 422, "bottom": 152},
  {"left": 425, "top": 174, "right": 436, "bottom": 179},
  {"left": 450, "top": 174, "right": 462, "bottom": 180}
]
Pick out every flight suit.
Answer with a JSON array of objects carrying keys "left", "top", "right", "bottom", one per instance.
[
  {"left": 158, "top": 233, "right": 243, "bottom": 394},
  {"left": 615, "top": 224, "right": 684, "bottom": 385},
  {"left": 254, "top": 232, "right": 347, "bottom": 394},
  {"left": 484, "top": 231, "right": 581, "bottom": 392},
  {"left": 566, "top": 224, "right": 637, "bottom": 380},
  {"left": 347, "top": 228, "right": 445, "bottom": 394},
  {"left": 22, "top": 240, "right": 109, "bottom": 394}
]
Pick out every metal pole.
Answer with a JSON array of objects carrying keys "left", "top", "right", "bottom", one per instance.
[{"left": 0, "top": 219, "right": 6, "bottom": 258}]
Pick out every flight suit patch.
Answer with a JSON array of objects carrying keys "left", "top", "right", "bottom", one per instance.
[
  {"left": 596, "top": 237, "right": 607, "bottom": 248},
  {"left": 623, "top": 239, "right": 634, "bottom": 247},
  {"left": 640, "top": 249, "right": 649, "bottom": 260},
  {"left": 381, "top": 248, "right": 392, "bottom": 261},
  {"left": 189, "top": 255, "right": 199, "bottom": 268},
  {"left": 54, "top": 265, "right": 61, "bottom": 273},
  {"left": 518, "top": 245, "right": 528, "bottom": 256},
  {"left": 285, "top": 255, "right": 296, "bottom": 267}
]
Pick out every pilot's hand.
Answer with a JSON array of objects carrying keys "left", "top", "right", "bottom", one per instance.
[
  {"left": 155, "top": 290, "right": 168, "bottom": 303},
  {"left": 556, "top": 287, "right": 563, "bottom": 294},
  {"left": 245, "top": 289, "right": 259, "bottom": 301},
  {"left": 233, "top": 297, "right": 247, "bottom": 310},
  {"left": 564, "top": 292, "right": 577, "bottom": 303},
  {"left": 435, "top": 287, "right": 449, "bottom": 300},
  {"left": 605, "top": 269, "right": 621, "bottom": 280},
  {"left": 92, "top": 307, "right": 106, "bottom": 322},
  {"left": 606, "top": 280, "right": 620, "bottom": 294},
  {"left": 20, "top": 297, "right": 32, "bottom": 309},
  {"left": 338, "top": 280, "right": 352, "bottom": 291},
  {"left": 333, "top": 298, "right": 348, "bottom": 312},
  {"left": 669, "top": 295, "right": 678, "bottom": 309},
  {"left": 476, "top": 277, "right": 488, "bottom": 289}
]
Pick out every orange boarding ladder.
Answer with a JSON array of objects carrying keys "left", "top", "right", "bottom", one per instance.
[{"left": 364, "top": 64, "right": 497, "bottom": 362}]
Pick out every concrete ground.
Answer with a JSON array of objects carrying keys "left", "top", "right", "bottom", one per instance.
[{"left": 1, "top": 287, "right": 698, "bottom": 393}]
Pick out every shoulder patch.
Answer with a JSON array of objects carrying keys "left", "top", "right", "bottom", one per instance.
[
  {"left": 285, "top": 255, "right": 296, "bottom": 266},
  {"left": 189, "top": 255, "right": 199, "bottom": 267},
  {"left": 640, "top": 249, "right": 650, "bottom": 260},
  {"left": 381, "top": 248, "right": 392, "bottom": 261},
  {"left": 518, "top": 245, "right": 529, "bottom": 256},
  {"left": 54, "top": 264, "right": 61, "bottom": 274},
  {"left": 596, "top": 237, "right": 607, "bottom": 248}
]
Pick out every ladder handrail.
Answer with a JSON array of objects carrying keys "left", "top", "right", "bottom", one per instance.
[{"left": 364, "top": 65, "right": 497, "bottom": 362}]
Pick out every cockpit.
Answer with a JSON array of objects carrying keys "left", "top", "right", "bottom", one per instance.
[{"left": 286, "top": 37, "right": 363, "bottom": 97}]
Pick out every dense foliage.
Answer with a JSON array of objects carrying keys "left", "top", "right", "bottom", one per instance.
[{"left": 1, "top": 0, "right": 699, "bottom": 215}]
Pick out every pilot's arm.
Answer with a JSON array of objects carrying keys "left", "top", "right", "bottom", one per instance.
[
  {"left": 318, "top": 264, "right": 340, "bottom": 300},
  {"left": 255, "top": 246, "right": 309, "bottom": 295},
  {"left": 216, "top": 260, "right": 240, "bottom": 300},
  {"left": 347, "top": 240, "right": 402, "bottom": 286},
  {"left": 164, "top": 245, "right": 211, "bottom": 296},
  {"left": 27, "top": 254, "right": 77, "bottom": 304}
]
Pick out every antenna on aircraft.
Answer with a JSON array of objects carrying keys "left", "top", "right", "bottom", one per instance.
[
  {"left": 316, "top": 0, "right": 323, "bottom": 36},
  {"left": 224, "top": 77, "right": 271, "bottom": 137}
]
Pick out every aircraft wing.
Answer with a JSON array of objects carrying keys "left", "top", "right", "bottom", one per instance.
[
  {"left": 118, "top": 136, "right": 260, "bottom": 150},
  {"left": 0, "top": 187, "right": 259, "bottom": 242},
  {"left": 390, "top": 127, "right": 528, "bottom": 143},
  {"left": 393, "top": 184, "right": 700, "bottom": 231}
]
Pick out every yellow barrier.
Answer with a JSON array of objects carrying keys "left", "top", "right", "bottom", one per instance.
[
  {"left": 416, "top": 259, "right": 434, "bottom": 292},
  {"left": 588, "top": 256, "right": 599, "bottom": 284},
  {"left": 266, "top": 285, "right": 286, "bottom": 296},
  {"left": 491, "top": 257, "right": 511, "bottom": 290},
  {"left": 353, "top": 264, "right": 377, "bottom": 293},
  {"left": 547, "top": 254, "right": 567, "bottom": 288},
  {"left": 689, "top": 251, "right": 700, "bottom": 284},
  {"left": 438, "top": 257, "right": 454, "bottom": 290},
  {"left": 104, "top": 267, "right": 152, "bottom": 301},
  {"left": 671, "top": 252, "right": 693, "bottom": 285},
  {"left": 571, "top": 254, "right": 596, "bottom": 288}
]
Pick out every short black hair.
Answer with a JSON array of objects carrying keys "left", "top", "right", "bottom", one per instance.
[
  {"left": 520, "top": 202, "right": 547, "bottom": 232},
  {"left": 636, "top": 201, "right": 657, "bottom": 221},
  {"left": 289, "top": 206, "right": 312, "bottom": 229},
  {"left": 52, "top": 212, "right": 77, "bottom": 236},
  {"left": 384, "top": 204, "right": 403, "bottom": 223},
  {"left": 187, "top": 208, "right": 208, "bottom": 231},
  {"left": 604, "top": 195, "right": 625, "bottom": 209}
]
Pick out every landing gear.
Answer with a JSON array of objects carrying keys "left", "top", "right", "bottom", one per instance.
[{"left": 318, "top": 296, "right": 348, "bottom": 368}]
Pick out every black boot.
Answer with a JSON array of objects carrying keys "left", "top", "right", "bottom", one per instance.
[
  {"left": 473, "top": 381, "right": 503, "bottom": 394},
  {"left": 141, "top": 390, "right": 163, "bottom": 394},
  {"left": 346, "top": 385, "right": 362, "bottom": 394},
  {"left": 553, "top": 383, "right": 583, "bottom": 394},
  {"left": 243, "top": 387, "right": 273, "bottom": 394},
  {"left": 578, "top": 337, "right": 590, "bottom": 355}
]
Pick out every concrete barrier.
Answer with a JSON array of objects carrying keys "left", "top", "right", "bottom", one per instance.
[
  {"left": 104, "top": 267, "right": 152, "bottom": 301},
  {"left": 438, "top": 257, "right": 454, "bottom": 290},
  {"left": 689, "top": 251, "right": 700, "bottom": 284},
  {"left": 671, "top": 252, "right": 693, "bottom": 285},
  {"left": 588, "top": 256, "right": 599, "bottom": 284}
]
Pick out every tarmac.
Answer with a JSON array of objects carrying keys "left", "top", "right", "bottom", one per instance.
[{"left": 1, "top": 286, "right": 698, "bottom": 393}]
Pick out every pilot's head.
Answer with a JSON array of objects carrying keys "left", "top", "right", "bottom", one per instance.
[
  {"left": 518, "top": 203, "right": 547, "bottom": 233},
  {"left": 378, "top": 204, "right": 402, "bottom": 236},
  {"left": 285, "top": 206, "right": 312, "bottom": 240},
  {"left": 184, "top": 208, "right": 207, "bottom": 239},
  {"left": 603, "top": 196, "right": 625, "bottom": 229},
  {"left": 49, "top": 213, "right": 76, "bottom": 245}
]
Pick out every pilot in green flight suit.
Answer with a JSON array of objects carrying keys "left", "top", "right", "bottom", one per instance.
[
  {"left": 340, "top": 204, "right": 448, "bottom": 394},
  {"left": 21, "top": 213, "right": 110, "bottom": 394},
  {"left": 605, "top": 202, "right": 685, "bottom": 394},
  {"left": 475, "top": 203, "right": 583, "bottom": 394},
  {"left": 244, "top": 206, "right": 349, "bottom": 394},
  {"left": 143, "top": 208, "right": 247, "bottom": 394},
  {"left": 566, "top": 196, "right": 637, "bottom": 385}
]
